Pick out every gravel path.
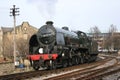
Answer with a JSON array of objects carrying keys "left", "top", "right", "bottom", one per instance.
[{"left": 0, "top": 63, "right": 14, "bottom": 75}]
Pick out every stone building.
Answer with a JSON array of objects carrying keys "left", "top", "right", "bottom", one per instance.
[{"left": 0, "top": 22, "right": 38, "bottom": 58}]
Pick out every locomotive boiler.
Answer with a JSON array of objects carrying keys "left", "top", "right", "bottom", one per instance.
[{"left": 28, "top": 21, "right": 98, "bottom": 70}]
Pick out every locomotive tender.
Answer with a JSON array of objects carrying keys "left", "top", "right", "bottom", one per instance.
[{"left": 28, "top": 21, "right": 98, "bottom": 70}]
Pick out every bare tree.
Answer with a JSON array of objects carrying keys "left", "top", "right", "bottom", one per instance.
[
  {"left": 89, "top": 26, "right": 101, "bottom": 40},
  {"left": 3, "top": 36, "right": 13, "bottom": 59},
  {"left": 105, "top": 24, "right": 118, "bottom": 50},
  {"left": 114, "top": 35, "right": 120, "bottom": 50},
  {"left": 109, "top": 24, "right": 117, "bottom": 34},
  {"left": 16, "top": 36, "right": 30, "bottom": 58},
  {"left": 3, "top": 35, "right": 31, "bottom": 59}
]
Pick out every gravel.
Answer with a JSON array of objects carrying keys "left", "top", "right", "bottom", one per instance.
[
  {"left": 102, "top": 72, "right": 120, "bottom": 80},
  {"left": 0, "top": 62, "right": 33, "bottom": 76},
  {"left": 0, "top": 62, "right": 14, "bottom": 75}
]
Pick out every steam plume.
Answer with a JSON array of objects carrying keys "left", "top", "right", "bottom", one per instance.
[{"left": 28, "top": 0, "right": 58, "bottom": 20}]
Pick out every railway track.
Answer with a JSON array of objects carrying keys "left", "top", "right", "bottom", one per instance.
[
  {"left": 0, "top": 55, "right": 118, "bottom": 80},
  {"left": 44, "top": 55, "right": 120, "bottom": 80},
  {"left": 0, "top": 56, "right": 109, "bottom": 80},
  {"left": 79, "top": 64, "right": 120, "bottom": 80},
  {"left": 43, "top": 58, "right": 118, "bottom": 80}
]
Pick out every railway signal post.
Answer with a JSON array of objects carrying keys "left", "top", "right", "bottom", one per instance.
[{"left": 10, "top": 5, "right": 20, "bottom": 68}]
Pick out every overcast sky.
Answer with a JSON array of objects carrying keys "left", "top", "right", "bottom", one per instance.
[{"left": 0, "top": 0, "right": 120, "bottom": 32}]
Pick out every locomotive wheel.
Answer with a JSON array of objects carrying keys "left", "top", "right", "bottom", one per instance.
[
  {"left": 46, "top": 60, "right": 57, "bottom": 70},
  {"left": 46, "top": 60, "right": 53, "bottom": 70},
  {"left": 75, "top": 57, "right": 80, "bottom": 65},
  {"left": 90, "top": 55, "right": 97, "bottom": 62},
  {"left": 81, "top": 51, "right": 90, "bottom": 63},
  {"left": 80, "top": 56, "right": 84, "bottom": 64},
  {"left": 71, "top": 57, "right": 75, "bottom": 65},
  {"left": 78, "top": 52, "right": 84, "bottom": 64},
  {"left": 68, "top": 59, "right": 73, "bottom": 66},
  {"left": 33, "top": 65, "right": 40, "bottom": 70},
  {"left": 83, "top": 51, "right": 91, "bottom": 63},
  {"left": 33, "top": 61, "right": 40, "bottom": 70},
  {"left": 80, "top": 58, "right": 83, "bottom": 64},
  {"left": 72, "top": 57, "right": 79, "bottom": 65},
  {"left": 86, "top": 54, "right": 91, "bottom": 63},
  {"left": 52, "top": 60, "right": 57, "bottom": 69},
  {"left": 62, "top": 59, "right": 68, "bottom": 68}
]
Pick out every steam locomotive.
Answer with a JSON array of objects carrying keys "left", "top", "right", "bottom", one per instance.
[{"left": 28, "top": 21, "right": 98, "bottom": 70}]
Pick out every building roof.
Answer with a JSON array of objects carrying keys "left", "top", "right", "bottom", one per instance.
[
  {"left": 0, "top": 22, "right": 37, "bottom": 33},
  {"left": 1, "top": 27, "right": 13, "bottom": 33}
]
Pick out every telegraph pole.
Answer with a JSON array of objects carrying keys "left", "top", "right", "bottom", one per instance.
[{"left": 10, "top": 5, "right": 19, "bottom": 68}]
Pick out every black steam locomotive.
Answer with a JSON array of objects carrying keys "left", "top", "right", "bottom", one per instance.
[{"left": 28, "top": 21, "right": 98, "bottom": 70}]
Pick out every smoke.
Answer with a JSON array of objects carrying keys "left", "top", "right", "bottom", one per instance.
[{"left": 28, "top": 0, "right": 58, "bottom": 20}]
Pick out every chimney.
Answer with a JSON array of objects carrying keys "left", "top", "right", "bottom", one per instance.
[
  {"left": 46, "top": 21, "right": 53, "bottom": 25},
  {"left": 62, "top": 26, "right": 69, "bottom": 31}
]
